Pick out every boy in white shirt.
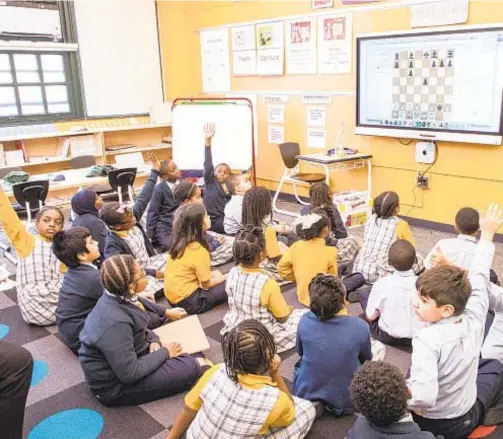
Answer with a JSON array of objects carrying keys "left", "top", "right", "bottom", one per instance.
[
  {"left": 223, "top": 174, "right": 252, "bottom": 235},
  {"left": 360, "top": 240, "right": 426, "bottom": 347},
  {"left": 408, "top": 204, "right": 503, "bottom": 439}
]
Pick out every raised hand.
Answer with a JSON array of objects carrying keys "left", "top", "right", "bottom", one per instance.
[
  {"left": 480, "top": 203, "right": 503, "bottom": 241},
  {"left": 204, "top": 123, "right": 216, "bottom": 146}
]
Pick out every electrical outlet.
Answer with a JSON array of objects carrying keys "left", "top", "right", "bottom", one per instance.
[{"left": 416, "top": 174, "right": 429, "bottom": 189}]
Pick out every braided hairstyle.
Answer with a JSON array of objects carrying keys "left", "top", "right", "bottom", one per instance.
[
  {"left": 233, "top": 226, "right": 266, "bottom": 266},
  {"left": 309, "top": 182, "right": 335, "bottom": 228},
  {"left": 222, "top": 319, "right": 277, "bottom": 383},
  {"left": 296, "top": 207, "right": 330, "bottom": 240},
  {"left": 242, "top": 186, "right": 272, "bottom": 227},
  {"left": 309, "top": 274, "right": 346, "bottom": 321},
  {"left": 169, "top": 202, "right": 209, "bottom": 259},
  {"left": 373, "top": 191, "right": 400, "bottom": 221},
  {"left": 173, "top": 180, "right": 199, "bottom": 205},
  {"left": 100, "top": 254, "right": 137, "bottom": 301}
]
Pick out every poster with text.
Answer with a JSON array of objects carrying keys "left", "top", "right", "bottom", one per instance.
[
  {"left": 317, "top": 14, "right": 352, "bottom": 74},
  {"left": 268, "top": 104, "right": 285, "bottom": 124},
  {"left": 200, "top": 28, "right": 231, "bottom": 92},
  {"left": 256, "top": 22, "right": 284, "bottom": 76},
  {"left": 231, "top": 25, "right": 257, "bottom": 76},
  {"left": 286, "top": 18, "right": 317, "bottom": 75},
  {"left": 307, "top": 128, "right": 326, "bottom": 148},
  {"left": 231, "top": 25, "right": 256, "bottom": 51},
  {"left": 307, "top": 106, "right": 326, "bottom": 127},
  {"left": 268, "top": 125, "right": 284, "bottom": 144},
  {"left": 311, "top": 0, "right": 334, "bottom": 9}
]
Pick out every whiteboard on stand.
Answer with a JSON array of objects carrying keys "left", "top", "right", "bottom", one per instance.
[{"left": 172, "top": 100, "right": 254, "bottom": 170}]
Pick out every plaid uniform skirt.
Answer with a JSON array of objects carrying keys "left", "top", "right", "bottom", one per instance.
[
  {"left": 266, "top": 396, "right": 316, "bottom": 439},
  {"left": 336, "top": 236, "right": 362, "bottom": 263}
]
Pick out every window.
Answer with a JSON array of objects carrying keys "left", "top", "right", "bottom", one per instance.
[{"left": 0, "top": 2, "right": 83, "bottom": 125}]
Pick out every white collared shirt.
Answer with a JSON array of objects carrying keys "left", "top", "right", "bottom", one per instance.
[
  {"left": 81, "top": 262, "right": 98, "bottom": 270},
  {"left": 366, "top": 270, "right": 426, "bottom": 339},
  {"left": 407, "top": 239, "right": 494, "bottom": 419},
  {"left": 425, "top": 234, "right": 477, "bottom": 270}
]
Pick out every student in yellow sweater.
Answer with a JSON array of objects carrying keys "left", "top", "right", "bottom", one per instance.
[
  {"left": 164, "top": 203, "right": 227, "bottom": 315},
  {"left": 0, "top": 186, "right": 65, "bottom": 325},
  {"left": 353, "top": 191, "right": 424, "bottom": 284},
  {"left": 278, "top": 210, "right": 364, "bottom": 307}
]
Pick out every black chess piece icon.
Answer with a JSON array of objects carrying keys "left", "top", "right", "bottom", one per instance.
[
  {"left": 437, "top": 104, "right": 443, "bottom": 111},
  {"left": 424, "top": 51, "right": 430, "bottom": 59},
  {"left": 448, "top": 60, "right": 452, "bottom": 68},
  {"left": 440, "top": 59, "right": 444, "bottom": 68},
  {"left": 447, "top": 50, "right": 454, "bottom": 58},
  {"left": 409, "top": 70, "right": 413, "bottom": 77},
  {"left": 409, "top": 61, "right": 414, "bottom": 68},
  {"left": 395, "top": 53, "right": 399, "bottom": 60},
  {"left": 409, "top": 52, "right": 414, "bottom": 59},
  {"left": 432, "top": 60, "right": 436, "bottom": 68},
  {"left": 395, "top": 61, "right": 399, "bottom": 68},
  {"left": 432, "top": 50, "right": 437, "bottom": 58},
  {"left": 423, "top": 78, "right": 428, "bottom": 86}
]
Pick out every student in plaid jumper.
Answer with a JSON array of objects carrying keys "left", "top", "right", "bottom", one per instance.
[
  {"left": 173, "top": 180, "right": 234, "bottom": 267},
  {"left": 300, "top": 182, "right": 362, "bottom": 263},
  {"left": 102, "top": 154, "right": 166, "bottom": 301},
  {"left": 164, "top": 203, "right": 228, "bottom": 315},
  {"left": 168, "top": 319, "right": 316, "bottom": 439},
  {"left": 353, "top": 191, "right": 424, "bottom": 284},
  {"left": 278, "top": 210, "right": 365, "bottom": 307},
  {"left": 221, "top": 226, "right": 307, "bottom": 353},
  {"left": 0, "top": 186, "right": 65, "bottom": 326}
]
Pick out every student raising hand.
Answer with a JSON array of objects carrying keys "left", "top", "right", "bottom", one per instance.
[
  {"left": 147, "top": 152, "right": 160, "bottom": 172},
  {"left": 480, "top": 203, "right": 503, "bottom": 241},
  {"left": 204, "top": 123, "right": 216, "bottom": 147}
]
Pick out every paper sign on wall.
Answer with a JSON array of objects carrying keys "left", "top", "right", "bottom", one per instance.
[
  {"left": 302, "top": 94, "right": 332, "bottom": 104},
  {"left": 200, "top": 28, "right": 231, "bottom": 92},
  {"left": 410, "top": 0, "right": 469, "bottom": 28},
  {"left": 307, "top": 107, "right": 326, "bottom": 127},
  {"left": 286, "top": 18, "right": 317, "bottom": 75},
  {"left": 268, "top": 105, "right": 285, "bottom": 124},
  {"left": 256, "top": 21, "right": 284, "bottom": 76},
  {"left": 312, "top": 0, "right": 334, "bottom": 9},
  {"left": 263, "top": 95, "right": 289, "bottom": 103},
  {"left": 317, "top": 14, "right": 352, "bottom": 74},
  {"left": 268, "top": 125, "right": 285, "bottom": 144},
  {"left": 231, "top": 25, "right": 257, "bottom": 76},
  {"left": 307, "top": 128, "right": 326, "bottom": 149}
]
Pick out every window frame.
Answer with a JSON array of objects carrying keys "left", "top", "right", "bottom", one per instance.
[{"left": 0, "top": 1, "right": 84, "bottom": 126}]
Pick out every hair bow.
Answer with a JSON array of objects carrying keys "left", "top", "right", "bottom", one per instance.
[{"left": 293, "top": 213, "right": 322, "bottom": 230}]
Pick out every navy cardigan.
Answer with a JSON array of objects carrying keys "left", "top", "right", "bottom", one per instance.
[
  {"left": 146, "top": 180, "right": 178, "bottom": 247},
  {"left": 104, "top": 169, "right": 159, "bottom": 276},
  {"left": 202, "top": 146, "right": 230, "bottom": 234},
  {"left": 346, "top": 415, "right": 439, "bottom": 439},
  {"left": 78, "top": 293, "right": 168, "bottom": 403}
]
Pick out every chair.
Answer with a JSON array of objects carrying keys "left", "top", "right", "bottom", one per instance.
[
  {"left": 108, "top": 168, "right": 137, "bottom": 205},
  {"left": 272, "top": 142, "right": 326, "bottom": 217},
  {"left": 12, "top": 180, "right": 50, "bottom": 223},
  {"left": 70, "top": 155, "right": 96, "bottom": 169}
]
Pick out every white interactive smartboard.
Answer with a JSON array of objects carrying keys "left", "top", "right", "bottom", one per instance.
[
  {"left": 356, "top": 24, "right": 503, "bottom": 145},
  {"left": 172, "top": 100, "right": 254, "bottom": 170}
]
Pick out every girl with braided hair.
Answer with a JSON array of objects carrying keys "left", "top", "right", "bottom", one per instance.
[
  {"left": 221, "top": 226, "right": 307, "bottom": 352},
  {"left": 168, "top": 319, "right": 316, "bottom": 439},
  {"left": 78, "top": 254, "right": 207, "bottom": 406},
  {"left": 300, "top": 182, "right": 362, "bottom": 262},
  {"left": 353, "top": 191, "right": 424, "bottom": 284}
]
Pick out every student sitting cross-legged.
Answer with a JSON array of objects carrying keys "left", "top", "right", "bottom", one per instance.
[
  {"left": 174, "top": 180, "right": 234, "bottom": 267},
  {"left": 408, "top": 204, "right": 503, "bottom": 439},
  {"left": 223, "top": 173, "right": 252, "bottom": 236},
  {"left": 293, "top": 274, "right": 373, "bottom": 416},
  {"left": 359, "top": 239, "right": 427, "bottom": 347},
  {"left": 52, "top": 227, "right": 186, "bottom": 354},
  {"left": 221, "top": 226, "right": 307, "bottom": 353},
  {"left": 0, "top": 185, "right": 65, "bottom": 326},
  {"left": 347, "top": 361, "right": 439, "bottom": 439},
  {"left": 167, "top": 319, "right": 316, "bottom": 439},
  {"left": 164, "top": 203, "right": 228, "bottom": 315},
  {"left": 79, "top": 254, "right": 207, "bottom": 406}
]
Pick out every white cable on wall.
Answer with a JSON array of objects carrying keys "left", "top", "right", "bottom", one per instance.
[{"left": 74, "top": 0, "right": 163, "bottom": 118}]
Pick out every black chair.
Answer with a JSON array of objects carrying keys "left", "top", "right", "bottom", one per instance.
[
  {"left": 12, "top": 180, "right": 49, "bottom": 223},
  {"left": 272, "top": 142, "right": 326, "bottom": 216},
  {"left": 108, "top": 168, "right": 137, "bottom": 204},
  {"left": 70, "top": 155, "right": 96, "bottom": 169}
]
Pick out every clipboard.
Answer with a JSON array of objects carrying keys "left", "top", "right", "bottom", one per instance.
[{"left": 153, "top": 315, "right": 210, "bottom": 355}]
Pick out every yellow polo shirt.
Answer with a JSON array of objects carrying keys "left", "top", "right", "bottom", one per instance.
[
  {"left": 396, "top": 220, "right": 415, "bottom": 246},
  {"left": 278, "top": 238, "right": 337, "bottom": 307},
  {"left": 185, "top": 364, "right": 295, "bottom": 434},
  {"left": 265, "top": 225, "right": 282, "bottom": 259},
  {"left": 240, "top": 266, "right": 290, "bottom": 319},
  {"left": 164, "top": 242, "right": 211, "bottom": 304}
]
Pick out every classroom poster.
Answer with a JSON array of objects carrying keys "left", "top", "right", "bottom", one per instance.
[
  {"left": 410, "top": 0, "right": 469, "bottom": 28},
  {"left": 307, "top": 128, "right": 326, "bottom": 149},
  {"left": 268, "top": 104, "right": 284, "bottom": 124},
  {"left": 231, "top": 25, "right": 257, "bottom": 76},
  {"left": 286, "top": 18, "right": 317, "bottom": 75},
  {"left": 317, "top": 14, "right": 352, "bottom": 74},
  {"left": 200, "top": 29, "right": 231, "bottom": 92},
  {"left": 311, "top": 0, "right": 334, "bottom": 9},
  {"left": 307, "top": 106, "right": 326, "bottom": 127},
  {"left": 268, "top": 125, "right": 284, "bottom": 144},
  {"left": 256, "top": 21, "right": 284, "bottom": 76}
]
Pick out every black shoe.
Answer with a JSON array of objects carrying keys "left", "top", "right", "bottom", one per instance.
[{"left": 347, "top": 291, "right": 360, "bottom": 303}]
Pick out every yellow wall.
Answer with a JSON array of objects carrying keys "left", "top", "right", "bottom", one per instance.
[{"left": 156, "top": 0, "right": 503, "bottom": 225}]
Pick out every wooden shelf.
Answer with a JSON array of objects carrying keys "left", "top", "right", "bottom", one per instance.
[
  {"left": 0, "top": 122, "right": 171, "bottom": 143},
  {"left": 105, "top": 143, "right": 172, "bottom": 156}
]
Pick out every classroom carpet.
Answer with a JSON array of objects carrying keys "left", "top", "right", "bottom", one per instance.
[{"left": 2, "top": 201, "right": 503, "bottom": 439}]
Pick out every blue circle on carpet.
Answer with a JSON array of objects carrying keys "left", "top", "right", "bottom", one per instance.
[
  {"left": 30, "top": 359, "right": 49, "bottom": 386},
  {"left": 0, "top": 324, "right": 9, "bottom": 340},
  {"left": 28, "top": 409, "right": 104, "bottom": 439}
]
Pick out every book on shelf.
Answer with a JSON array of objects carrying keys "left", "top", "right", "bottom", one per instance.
[{"left": 56, "top": 137, "right": 71, "bottom": 158}]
